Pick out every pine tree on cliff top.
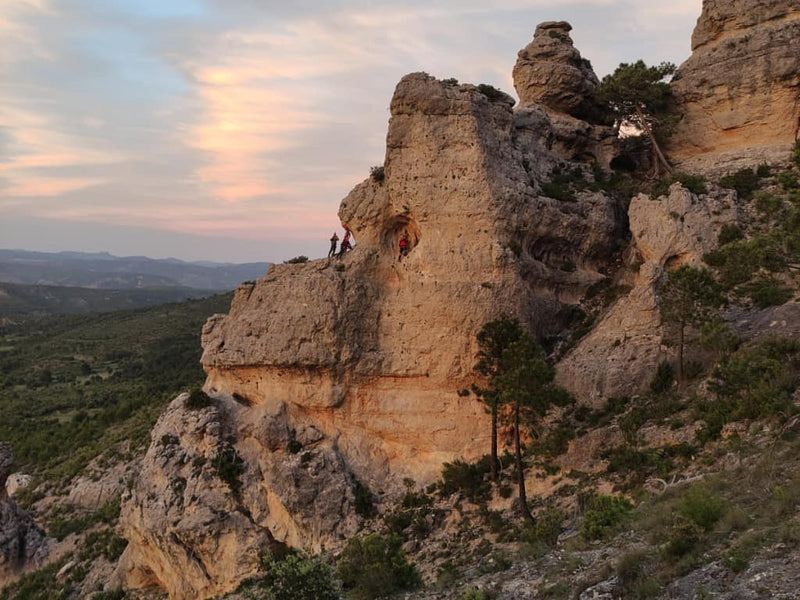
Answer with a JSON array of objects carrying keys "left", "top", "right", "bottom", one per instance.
[{"left": 595, "top": 59, "right": 677, "bottom": 177}]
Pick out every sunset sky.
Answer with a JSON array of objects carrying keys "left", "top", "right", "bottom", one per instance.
[{"left": 1, "top": 0, "right": 702, "bottom": 264}]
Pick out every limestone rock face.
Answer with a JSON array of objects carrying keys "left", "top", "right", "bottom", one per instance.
[
  {"left": 115, "top": 393, "right": 360, "bottom": 599},
  {"left": 199, "top": 72, "right": 622, "bottom": 495},
  {"left": 123, "top": 37, "right": 625, "bottom": 600},
  {"left": 669, "top": 0, "right": 800, "bottom": 170},
  {"left": 556, "top": 184, "right": 738, "bottom": 403},
  {"left": 0, "top": 443, "right": 48, "bottom": 586},
  {"left": 513, "top": 21, "right": 602, "bottom": 121}
]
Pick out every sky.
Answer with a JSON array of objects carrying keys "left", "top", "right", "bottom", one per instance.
[{"left": 0, "top": 0, "right": 703, "bottom": 264}]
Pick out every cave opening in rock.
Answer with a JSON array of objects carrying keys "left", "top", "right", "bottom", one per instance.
[{"left": 384, "top": 215, "right": 421, "bottom": 258}]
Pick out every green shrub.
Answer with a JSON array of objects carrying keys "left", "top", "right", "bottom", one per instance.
[
  {"left": 704, "top": 234, "right": 787, "bottom": 288},
  {"left": 435, "top": 561, "right": 459, "bottom": 588},
  {"left": 707, "top": 337, "right": 800, "bottom": 422},
  {"left": 663, "top": 518, "right": 702, "bottom": 559},
  {"left": 754, "top": 191, "right": 784, "bottom": 217},
  {"left": 650, "top": 360, "right": 674, "bottom": 394},
  {"left": 723, "top": 546, "right": 751, "bottom": 573},
  {"left": 534, "top": 421, "right": 575, "bottom": 457},
  {"left": 673, "top": 172, "right": 707, "bottom": 195},
  {"left": 615, "top": 550, "right": 661, "bottom": 599},
  {"left": 756, "top": 163, "right": 771, "bottom": 178},
  {"left": 477, "top": 84, "right": 506, "bottom": 102},
  {"left": 738, "top": 277, "right": 793, "bottom": 308},
  {"left": 541, "top": 181, "right": 577, "bottom": 202},
  {"left": 337, "top": 534, "right": 420, "bottom": 600},
  {"left": 717, "top": 224, "right": 744, "bottom": 246},
  {"left": 213, "top": 444, "right": 245, "bottom": 497},
  {"left": 243, "top": 551, "right": 342, "bottom": 600},
  {"left": 580, "top": 494, "right": 633, "bottom": 540},
  {"left": 720, "top": 168, "right": 760, "bottom": 200},
  {"left": 778, "top": 171, "right": 799, "bottom": 190},
  {"left": 793, "top": 140, "right": 800, "bottom": 169},
  {"left": 284, "top": 256, "right": 309, "bottom": 264},
  {"left": 80, "top": 528, "right": 128, "bottom": 562},
  {"left": 439, "top": 457, "right": 491, "bottom": 504},
  {"left": 353, "top": 480, "right": 375, "bottom": 519},
  {"left": 700, "top": 316, "right": 741, "bottom": 358},
  {"left": 520, "top": 506, "right": 565, "bottom": 547},
  {"left": 185, "top": 389, "right": 211, "bottom": 410},
  {"left": 369, "top": 165, "right": 385, "bottom": 183},
  {"left": 651, "top": 172, "right": 707, "bottom": 198},
  {"left": 679, "top": 485, "right": 726, "bottom": 532}
]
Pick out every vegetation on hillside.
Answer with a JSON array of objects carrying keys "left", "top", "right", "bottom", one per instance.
[
  {"left": 0, "top": 293, "right": 232, "bottom": 485},
  {"left": 0, "top": 281, "right": 217, "bottom": 318}
]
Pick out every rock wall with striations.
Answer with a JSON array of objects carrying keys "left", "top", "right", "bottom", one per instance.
[{"left": 668, "top": 0, "right": 800, "bottom": 172}]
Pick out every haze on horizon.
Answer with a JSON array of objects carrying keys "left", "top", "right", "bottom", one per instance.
[{"left": 0, "top": 0, "right": 702, "bottom": 264}]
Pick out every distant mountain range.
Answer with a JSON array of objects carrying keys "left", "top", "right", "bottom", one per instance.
[{"left": 0, "top": 250, "right": 271, "bottom": 291}]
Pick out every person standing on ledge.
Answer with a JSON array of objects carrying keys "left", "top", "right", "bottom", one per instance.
[
  {"left": 338, "top": 228, "right": 352, "bottom": 258},
  {"left": 328, "top": 232, "right": 339, "bottom": 258}
]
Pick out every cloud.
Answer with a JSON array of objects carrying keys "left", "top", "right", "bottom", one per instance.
[{"left": 0, "top": 0, "right": 704, "bottom": 262}]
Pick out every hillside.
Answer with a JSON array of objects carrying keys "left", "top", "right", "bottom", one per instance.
[
  {"left": 0, "top": 293, "right": 233, "bottom": 481},
  {"left": 0, "top": 281, "right": 217, "bottom": 319},
  {"left": 0, "top": 250, "right": 270, "bottom": 291}
]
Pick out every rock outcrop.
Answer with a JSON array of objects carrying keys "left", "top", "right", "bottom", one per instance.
[
  {"left": 199, "top": 72, "right": 622, "bottom": 493},
  {"left": 115, "top": 393, "right": 360, "bottom": 598},
  {"left": 121, "top": 65, "right": 624, "bottom": 598},
  {"left": 668, "top": 0, "right": 800, "bottom": 172},
  {"left": 556, "top": 183, "right": 739, "bottom": 402},
  {"left": 0, "top": 443, "right": 48, "bottom": 586},
  {"left": 513, "top": 21, "right": 603, "bottom": 122}
]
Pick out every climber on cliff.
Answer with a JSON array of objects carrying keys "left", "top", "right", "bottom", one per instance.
[
  {"left": 398, "top": 231, "right": 410, "bottom": 260},
  {"left": 337, "top": 227, "right": 353, "bottom": 258},
  {"left": 328, "top": 232, "right": 339, "bottom": 258}
]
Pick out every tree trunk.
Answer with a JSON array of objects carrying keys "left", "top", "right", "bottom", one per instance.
[
  {"left": 636, "top": 107, "right": 672, "bottom": 177},
  {"left": 490, "top": 404, "right": 498, "bottom": 483},
  {"left": 514, "top": 402, "right": 535, "bottom": 524},
  {"left": 677, "top": 320, "right": 685, "bottom": 382}
]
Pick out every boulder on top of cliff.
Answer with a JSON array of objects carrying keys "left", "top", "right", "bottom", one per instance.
[
  {"left": 513, "top": 21, "right": 604, "bottom": 122},
  {"left": 668, "top": 0, "right": 800, "bottom": 173}
]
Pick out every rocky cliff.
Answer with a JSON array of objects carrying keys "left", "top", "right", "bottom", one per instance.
[
  {"left": 118, "top": 37, "right": 624, "bottom": 599},
  {"left": 0, "top": 444, "right": 48, "bottom": 586},
  {"left": 115, "top": 4, "right": 800, "bottom": 598},
  {"left": 668, "top": 0, "right": 800, "bottom": 172}
]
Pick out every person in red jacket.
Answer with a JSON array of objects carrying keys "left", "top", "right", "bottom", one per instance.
[{"left": 398, "top": 231, "right": 410, "bottom": 260}]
